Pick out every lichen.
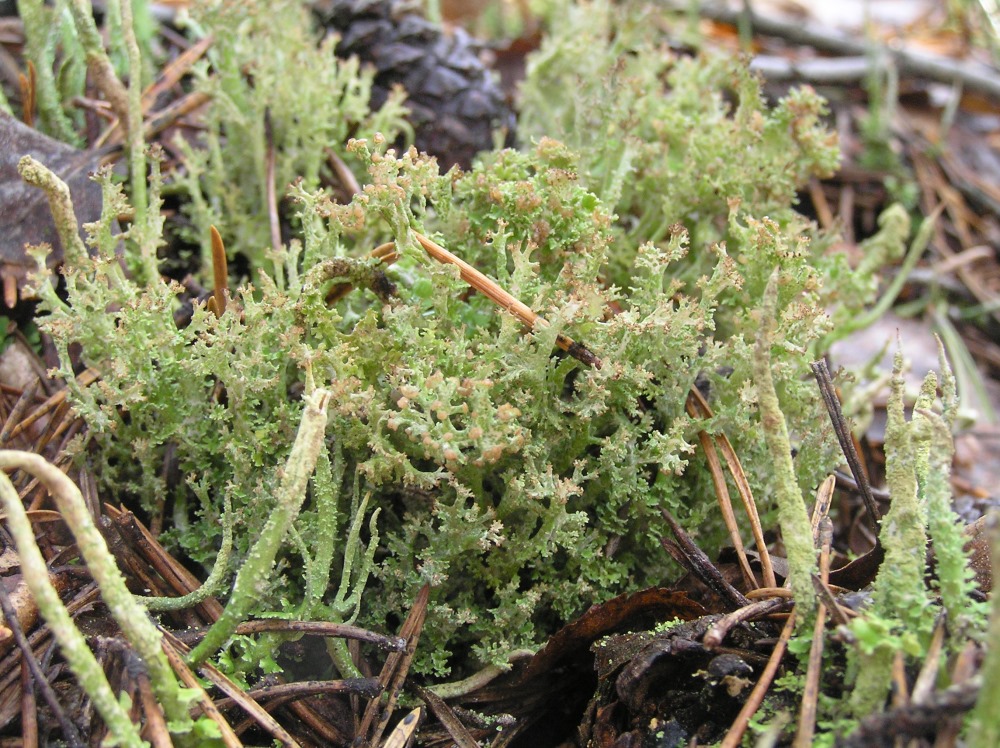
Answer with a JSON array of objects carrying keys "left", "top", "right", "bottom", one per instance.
[{"left": 27, "top": 0, "right": 890, "bottom": 679}]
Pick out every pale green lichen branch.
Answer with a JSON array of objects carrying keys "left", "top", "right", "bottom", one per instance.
[
  {"left": 17, "top": 156, "right": 88, "bottom": 268},
  {"left": 429, "top": 648, "right": 536, "bottom": 699},
  {"left": 0, "top": 451, "right": 195, "bottom": 737},
  {"left": 913, "top": 407, "right": 987, "bottom": 638},
  {"left": 831, "top": 205, "right": 939, "bottom": 344},
  {"left": 15, "top": 0, "right": 79, "bottom": 141},
  {"left": 848, "top": 351, "right": 927, "bottom": 718},
  {"left": 65, "top": 0, "right": 130, "bottom": 122},
  {"left": 138, "top": 491, "right": 234, "bottom": 611},
  {"left": 0, "top": 470, "right": 146, "bottom": 748},
  {"left": 324, "top": 492, "right": 381, "bottom": 679},
  {"left": 874, "top": 352, "right": 930, "bottom": 635},
  {"left": 187, "top": 388, "right": 332, "bottom": 665},
  {"left": 752, "top": 269, "right": 816, "bottom": 621},
  {"left": 116, "top": 0, "right": 149, "bottom": 240}
]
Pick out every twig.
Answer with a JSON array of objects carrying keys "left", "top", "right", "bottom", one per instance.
[
  {"left": 703, "top": 597, "right": 791, "bottom": 648},
  {"left": 687, "top": 387, "right": 775, "bottom": 588},
  {"left": 135, "top": 490, "right": 233, "bottom": 611},
  {"left": 158, "top": 631, "right": 243, "bottom": 748},
  {"left": 0, "top": 471, "right": 144, "bottom": 747},
  {"left": 6, "top": 368, "right": 99, "bottom": 443},
  {"left": 810, "top": 575, "right": 852, "bottom": 627},
  {"left": 358, "top": 584, "right": 431, "bottom": 746},
  {"left": 0, "top": 451, "right": 194, "bottom": 734},
  {"left": 666, "top": 0, "right": 1000, "bottom": 100},
  {"left": 0, "top": 572, "right": 84, "bottom": 747},
  {"left": 142, "top": 90, "right": 211, "bottom": 142},
  {"left": 414, "top": 685, "right": 480, "bottom": 748},
  {"left": 835, "top": 677, "right": 981, "bottom": 747},
  {"left": 660, "top": 508, "right": 750, "bottom": 610},
  {"left": 935, "top": 641, "right": 980, "bottom": 747},
  {"left": 141, "top": 34, "right": 213, "bottom": 112},
  {"left": 412, "top": 232, "right": 602, "bottom": 368},
  {"left": 202, "top": 619, "right": 405, "bottom": 652},
  {"left": 135, "top": 668, "right": 172, "bottom": 748},
  {"left": 381, "top": 707, "right": 423, "bottom": 748},
  {"left": 324, "top": 146, "right": 362, "bottom": 197},
  {"left": 0, "top": 381, "right": 40, "bottom": 445},
  {"left": 794, "top": 517, "right": 833, "bottom": 748},
  {"left": 103, "top": 505, "right": 225, "bottom": 621},
  {"left": 20, "top": 658, "right": 38, "bottom": 748},
  {"left": 811, "top": 360, "right": 880, "bottom": 529},
  {"left": 750, "top": 54, "right": 875, "bottom": 84},
  {"left": 720, "top": 610, "right": 797, "bottom": 748},
  {"left": 211, "top": 677, "right": 382, "bottom": 712}
]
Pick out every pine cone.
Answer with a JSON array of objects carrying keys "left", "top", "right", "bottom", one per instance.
[{"left": 315, "top": 0, "right": 514, "bottom": 170}]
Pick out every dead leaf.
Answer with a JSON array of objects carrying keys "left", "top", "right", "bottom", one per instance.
[
  {"left": 519, "top": 588, "right": 706, "bottom": 682},
  {"left": 0, "top": 111, "right": 105, "bottom": 302}
]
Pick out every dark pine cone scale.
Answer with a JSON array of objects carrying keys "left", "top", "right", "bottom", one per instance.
[{"left": 315, "top": 0, "right": 514, "bottom": 170}]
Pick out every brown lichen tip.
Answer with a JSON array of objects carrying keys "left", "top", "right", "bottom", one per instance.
[
  {"left": 208, "top": 225, "right": 228, "bottom": 317},
  {"left": 557, "top": 334, "right": 602, "bottom": 369}
]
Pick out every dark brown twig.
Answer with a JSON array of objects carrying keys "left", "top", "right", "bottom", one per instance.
[
  {"left": 0, "top": 571, "right": 84, "bottom": 747},
  {"left": 357, "top": 584, "right": 430, "bottom": 746},
  {"left": 414, "top": 685, "right": 480, "bottom": 748},
  {"left": 703, "top": 597, "right": 792, "bottom": 648},
  {"left": 812, "top": 360, "right": 881, "bottom": 529},
  {"left": 660, "top": 508, "right": 750, "bottom": 610},
  {"left": 20, "top": 658, "right": 38, "bottom": 748},
  {"left": 833, "top": 678, "right": 981, "bottom": 747},
  {"left": 720, "top": 610, "right": 797, "bottom": 748},
  {"left": 213, "top": 677, "right": 382, "bottom": 712},
  {"left": 220, "top": 619, "right": 405, "bottom": 652}
]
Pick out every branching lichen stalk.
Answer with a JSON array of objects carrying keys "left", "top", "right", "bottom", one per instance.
[
  {"left": 0, "top": 471, "right": 146, "bottom": 748},
  {"left": 874, "top": 353, "right": 929, "bottom": 634},
  {"left": 752, "top": 269, "right": 816, "bottom": 620},
  {"left": 187, "top": 388, "right": 332, "bottom": 665},
  {"left": 138, "top": 492, "right": 234, "bottom": 611},
  {"left": 15, "top": 0, "right": 79, "bottom": 141},
  {"left": 17, "top": 156, "right": 88, "bottom": 268},
  {"left": 65, "top": 0, "right": 130, "bottom": 122},
  {"left": 116, "top": 0, "right": 149, "bottom": 242},
  {"left": 0, "top": 451, "right": 194, "bottom": 737}
]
